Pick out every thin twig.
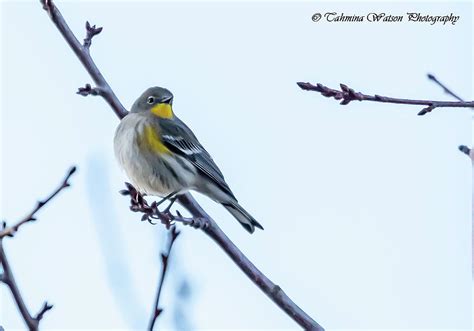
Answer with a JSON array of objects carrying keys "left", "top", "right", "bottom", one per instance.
[
  {"left": 297, "top": 81, "right": 474, "bottom": 116},
  {"left": 0, "top": 166, "right": 76, "bottom": 330},
  {"left": 83, "top": 21, "right": 103, "bottom": 50},
  {"left": 148, "top": 227, "right": 181, "bottom": 331},
  {"left": 427, "top": 73, "right": 465, "bottom": 102},
  {"left": 426, "top": 74, "right": 473, "bottom": 157},
  {"left": 0, "top": 166, "right": 76, "bottom": 239},
  {"left": 39, "top": 2, "right": 324, "bottom": 329}
]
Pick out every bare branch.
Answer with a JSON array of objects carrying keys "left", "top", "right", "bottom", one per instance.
[
  {"left": 0, "top": 241, "right": 46, "bottom": 331},
  {"left": 426, "top": 74, "right": 472, "bottom": 156},
  {"left": 122, "top": 183, "right": 322, "bottom": 330},
  {"left": 0, "top": 166, "right": 76, "bottom": 239},
  {"left": 148, "top": 226, "right": 180, "bottom": 331},
  {"left": 427, "top": 73, "right": 465, "bottom": 102},
  {"left": 40, "top": 0, "right": 128, "bottom": 119},
  {"left": 1, "top": 244, "right": 55, "bottom": 331},
  {"left": 297, "top": 81, "right": 474, "bottom": 116},
  {"left": 40, "top": 2, "right": 324, "bottom": 329},
  {"left": 177, "top": 194, "right": 324, "bottom": 330},
  {"left": 0, "top": 166, "right": 75, "bottom": 330}
]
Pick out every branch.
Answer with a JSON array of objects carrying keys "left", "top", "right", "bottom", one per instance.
[
  {"left": 121, "top": 185, "right": 323, "bottom": 330},
  {"left": 0, "top": 166, "right": 76, "bottom": 330},
  {"left": 0, "top": 242, "right": 52, "bottom": 331},
  {"left": 148, "top": 227, "right": 180, "bottom": 331},
  {"left": 0, "top": 166, "right": 76, "bottom": 239},
  {"left": 297, "top": 81, "right": 474, "bottom": 116},
  {"left": 426, "top": 74, "right": 473, "bottom": 157},
  {"left": 427, "top": 73, "right": 465, "bottom": 102},
  {"left": 39, "top": 2, "right": 324, "bottom": 329},
  {"left": 40, "top": 0, "right": 127, "bottom": 119},
  {"left": 177, "top": 194, "right": 324, "bottom": 330}
]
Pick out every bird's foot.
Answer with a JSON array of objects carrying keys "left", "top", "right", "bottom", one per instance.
[
  {"left": 174, "top": 210, "right": 208, "bottom": 230},
  {"left": 190, "top": 217, "right": 209, "bottom": 230},
  {"left": 120, "top": 182, "right": 158, "bottom": 224},
  {"left": 120, "top": 183, "right": 206, "bottom": 230}
]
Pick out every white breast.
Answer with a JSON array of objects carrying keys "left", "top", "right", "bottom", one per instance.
[{"left": 113, "top": 113, "right": 196, "bottom": 196}]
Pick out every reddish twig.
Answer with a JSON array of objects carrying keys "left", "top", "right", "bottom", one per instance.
[
  {"left": 297, "top": 81, "right": 474, "bottom": 116},
  {"left": 148, "top": 227, "right": 181, "bottom": 331},
  {"left": 0, "top": 166, "right": 76, "bottom": 330},
  {"left": 39, "top": 2, "right": 324, "bottom": 329}
]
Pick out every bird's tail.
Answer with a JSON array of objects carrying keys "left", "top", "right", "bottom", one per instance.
[{"left": 222, "top": 201, "right": 264, "bottom": 234}]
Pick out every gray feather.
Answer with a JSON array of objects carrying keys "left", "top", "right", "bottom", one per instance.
[{"left": 159, "top": 116, "right": 236, "bottom": 200}]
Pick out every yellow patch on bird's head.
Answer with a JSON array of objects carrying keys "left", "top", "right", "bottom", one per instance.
[{"left": 150, "top": 103, "right": 173, "bottom": 119}]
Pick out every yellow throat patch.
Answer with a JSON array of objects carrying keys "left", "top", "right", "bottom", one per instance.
[
  {"left": 150, "top": 103, "right": 173, "bottom": 119},
  {"left": 141, "top": 125, "right": 171, "bottom": 154}
]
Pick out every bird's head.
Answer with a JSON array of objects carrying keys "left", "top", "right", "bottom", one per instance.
[{"left": 131, "top": 86, "right": 174, "bottom": 119}]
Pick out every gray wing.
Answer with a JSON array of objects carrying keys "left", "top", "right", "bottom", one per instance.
[{"left": 160, "top": 117, "right": 236, "bottom": 200}]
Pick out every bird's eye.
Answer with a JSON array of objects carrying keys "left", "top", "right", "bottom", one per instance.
[{"left": 147, "top": 96, "right": 155, "bottom": 104}]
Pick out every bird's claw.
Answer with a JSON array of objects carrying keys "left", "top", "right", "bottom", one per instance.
[
  {"left": 189, "top": 217, "right": 208, "bottom": 230},
  {"left": 121, "top": 183, "right": 203, "bottom": 230}
]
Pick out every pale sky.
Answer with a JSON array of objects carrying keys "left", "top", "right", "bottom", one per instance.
[{"left": 1, "top": 1, "right": 472, "bottom": 330}]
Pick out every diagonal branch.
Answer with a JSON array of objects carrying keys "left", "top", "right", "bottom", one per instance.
[
  {"left": 148, "top": 226, "right": 180, "bottom": 331},
  {"left": 0, "top": 241, "right": 53, "bottom": 331},
  {"left": 426, "top": 74, "right": 473, "bottom": 157},
  {"left": 0, "top": 166, "right": 76, "bottom": 330},
  {"left": 121, "top": 184, "right": 323, "bottom": 330},
  {"left": 0, "top": 166, "right": 76, "bottom": 239},
  {"left": 297, "top": 81, "right": 474, "bottom": 116},
  {"left": 39, "top": 1, "right": 324, "bottom": 330},
  {"left": 427, "top": 73, "right": 465, "bottom": 102},
  {"left": 40, "top": 0, "right": 127, "bottom": 118},
  {"left": 177, "top": 194, "right": 323, "bottom": 330}
]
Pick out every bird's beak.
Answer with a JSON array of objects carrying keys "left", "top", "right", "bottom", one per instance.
[{"left": 162, "top": 96, "right": 173, "bottom": 104}]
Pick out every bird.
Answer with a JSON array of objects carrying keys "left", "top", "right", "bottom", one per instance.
[{"left": 114, "top": 86, "right": 263, "bottom": 233}]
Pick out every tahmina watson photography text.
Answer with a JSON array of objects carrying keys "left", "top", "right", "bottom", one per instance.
[{"left": 316, "top": 12, "right": 460, "bottom": 25}]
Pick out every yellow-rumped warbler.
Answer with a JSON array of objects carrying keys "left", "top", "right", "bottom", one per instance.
[{"left": 114, "top": 87, "right": 263, "bottom": 233}]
